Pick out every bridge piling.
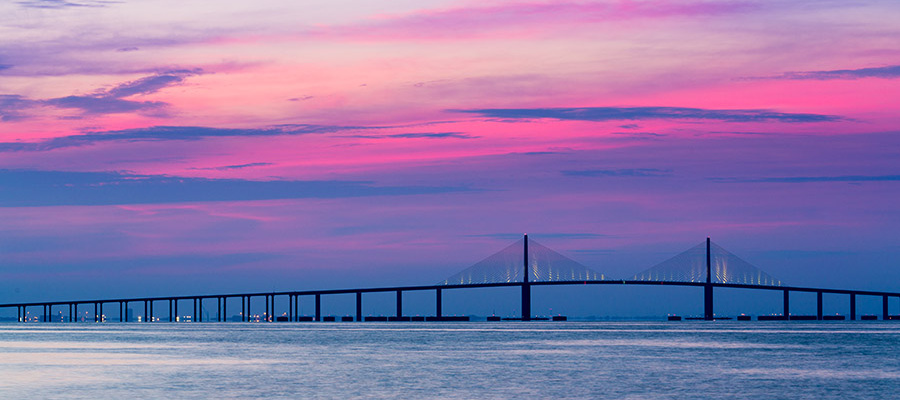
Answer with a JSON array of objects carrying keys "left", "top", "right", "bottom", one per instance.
[
  {"left": 144, "top": 301, "right": 148, "bottom": 323},
  {"left": 436, "top": 288, "right": 442, "bottom": 318},
  {"left": 289, "top": 295, "right": 293, "bottom": 322},
  {"left": 783, "top": 290, "right": 790, "bottom": 318},
  {"left": 356, "top": 292, "right": 362, "bottom": 321},
  {"left": 850, "top": 293, "right": 856, "bottom": 321},
  {"left": 295, "top": 295, "right": 299, "bottom": 322},
  {"left": 265, "top": 295, "right": 269, "bottom": 322},
  {"left": 396, "top": 290, "right": 403, "bottom": 318},
  {"left": 315, "top": 294, "right": 321, "bottom": 322},
  {"left": 704, "top": 237, "right": 713, "bottom": 320},
  {"left": 522, "top": 234, "right": 531, "bottom": 321},
  {"left": 817, "top": 292, "right": 823, "bottom": 320},
  {"left": 884, "top": 295, "right": 889, "bottom": 320}
]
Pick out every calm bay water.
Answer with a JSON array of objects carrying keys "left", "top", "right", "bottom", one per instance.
[{"left": 1, "top": 322, "right": 899, "bottom": 399}]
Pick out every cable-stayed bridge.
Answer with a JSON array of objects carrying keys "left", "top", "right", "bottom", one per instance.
[{"left": 3, "top": 235, "right": 899, "bottom": 322}]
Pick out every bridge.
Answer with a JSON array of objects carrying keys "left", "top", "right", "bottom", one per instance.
[{"left": 3, "top": 235, "right": 899, "bottom": 322}]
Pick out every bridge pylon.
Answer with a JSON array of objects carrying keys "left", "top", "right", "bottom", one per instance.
[
  {"left": 704, "top": 237, "right": 713, "bottom": 320},
  {"left": 522, "top": 234, "right": 531, "bottom": 321}
]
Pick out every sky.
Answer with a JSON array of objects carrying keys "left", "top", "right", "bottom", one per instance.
[{"left": 1, "top": 0, "right": 899, "bottom": 317}]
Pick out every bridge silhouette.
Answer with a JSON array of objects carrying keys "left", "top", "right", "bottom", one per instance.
[{"left": 3, "top": 235, "right": 899, "bottom": 322}]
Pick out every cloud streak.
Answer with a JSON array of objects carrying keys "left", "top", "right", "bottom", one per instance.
[
  {"left": 711, "top": 175, "right": 900, "bottom": 183},
  {"left": 310, "top": 1, "right": 755, "bottom": 41},
  {"left": 563, "top": 168, "right": 672, "bottom": 177},
  {"left": 757, "top": 65, "right": 900, "bottom": 80},
  {"left": 0, "top": 124, "right": 381, "bottom": 152},
  {"left": 453, "top": 107, "right": 842, "bottom": 123},
  {"left": 0, "top": 70, "right": 200, "bottom": 119},
  {"left": 0, "top": 170, "right": 474, "bottom": 207}
]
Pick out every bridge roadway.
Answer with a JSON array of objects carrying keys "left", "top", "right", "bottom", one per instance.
[{"left": 4, "top": 280, "right": 900, "bottom": 323}]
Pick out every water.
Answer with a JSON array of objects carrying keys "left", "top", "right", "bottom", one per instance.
[{"left": 1, "top": 322, "right": 899, "bottom": 399}]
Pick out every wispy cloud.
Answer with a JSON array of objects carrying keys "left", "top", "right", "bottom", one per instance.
[
  {"left": 563, "top": 168, "right": 672, "bottom": 177},
  {"left": 189, "top": 162, "right": 274, "bottom": 171},
  {"left": 0, "top": 169, "right": 474, "bottom": 207},
  {"left": 311, "top": 1, "right": 755, "bottom": 41},
  {"left": 343, "top": 132, "right": 476, "bottom": 140},
  {"left": 41, "top": 70, "right": 200, "bottom": 115},
  {"left": 0, "top": 124, "right": 373, "bottom": 152},
  {"left": 711, "top": 175, "right": 900, "bottom": 183},
  {"left": 1, "top": 70, "right": 201, "bottom": 119},
  {"left": 15, "top": 0, "right": 114, "bottom": 9},
  {"left": 0, "top": 95, "right": 37, "bottom": 121},
  {"left": 753, "top": 65, "right": 900, "bottom": 80},
  {"left": 453, "top": 107, "right": 841, "bottom": 123}
]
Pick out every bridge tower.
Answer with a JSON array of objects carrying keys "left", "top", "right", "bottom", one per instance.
[
  {"left": 704, "top": 236, "right": 713, "bottom": 320},
  {"left": 522, "top": 234, "right": 531, "bottom": 321}
]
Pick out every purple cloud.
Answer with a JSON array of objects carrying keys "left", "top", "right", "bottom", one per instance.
[
  {"left": 760, "top": 65, "right": 900, "bottom": 80},
  {"left": 1, "top": 70, "right": 200, "bottom": 118},
  {"left": 454, "top": 107, "right": 842, "bottom": 123}
]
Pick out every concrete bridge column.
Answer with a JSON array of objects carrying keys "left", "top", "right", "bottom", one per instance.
[
  {"left": 436, "top": 288, "right": 442, "bottom": 318},
  {"left": 315, "top": 294, "right": 321, "bottom": 322},
  {"left": 884, "top": 295, "right": 889, "bottom": 320},
  {"left": 265, "top": 295, "right": 269, "bottom": 322},
  {"left": 783, "top": 290, "right": 790, "bottom": 318},
  {"left": 704, "top": 237, "right": 713, "bottom": 321},
  {"left": 396, "top": 290, "right": 403, "bottom": 318},
  {"left": 356, "top": 292, "right": 362, "bottom": 321},
  {"left": 288, "top": 295, "right": 293, "bottom": 322},
  {"left": 144, "top": 301, "right": 148, "bottom": 323},
  {"left": 149, "top": 300, "right": 154, "bottom": 322},
  {"left": 850, "top": 293, "right": 856, "bottom": 321},
  {"left": 94, "top": 303, "right": 99, "bottom": 322},
  {"left": 295, "top": 295, "right": 300, "bottom": 322},
  {"left": 169, "top": 300, "right": 173, "bottom": 322},
  {"left": 817, "top": 292, "right": 823, "bottom": 320}
]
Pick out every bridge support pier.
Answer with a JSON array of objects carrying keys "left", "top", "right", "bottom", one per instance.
[
  {"left": 150, "top": 300, "right": 154, "bottom": 322},
  {"left": 315, "top": 294, "right": 321, "bottom": 322},
  {"left": 884, "top": 295, "right": 889, "bottom": 320},
  {"left": 295, "top": 295, "right": 300, "bottom": 322},
  {"left": 193, "top": 298, "right": 198, "bottom": 322},
  {"left": 144, "top": 301, "right": 148, "bottom": 323},
  {"left": 850, "top": 293, "right": 856, "bottom": 321},
  {"left": 265, "top": 295, "right": 270, "bottom": 322},
  {"left": 783, "top": 290, "right": 790, "bottom": 318},
  {"left": 817, "top": 292, "right": 823, "bottom": 321},
  {"left": 288, "top": 295, "right": 293, "bottom": 322},
  {"left": 396, "top": 290, "right": 403, "bottom": 318},
  {"left": 522, "top": 234, "right": 531, "bottom": 321},
  {"left": 436, "top": 288, "right": 442, "bottom": 318},
  {"left": 356, "top": 292, "right": 362, "bottom": 321},
  {"left": 704, "top": 237, "right": 713, "bottom": 320},
  {"left": 95, "top": 303, "right": 99, "bottom": 322}
]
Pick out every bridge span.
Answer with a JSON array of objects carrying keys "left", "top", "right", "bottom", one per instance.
[{"left": 4, "top": 236, "right": 899, "bottom": 322}]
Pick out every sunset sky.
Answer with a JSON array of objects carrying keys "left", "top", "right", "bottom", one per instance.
[{"left": 1, "top": 0, "right": 899, "bottom": 315}]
